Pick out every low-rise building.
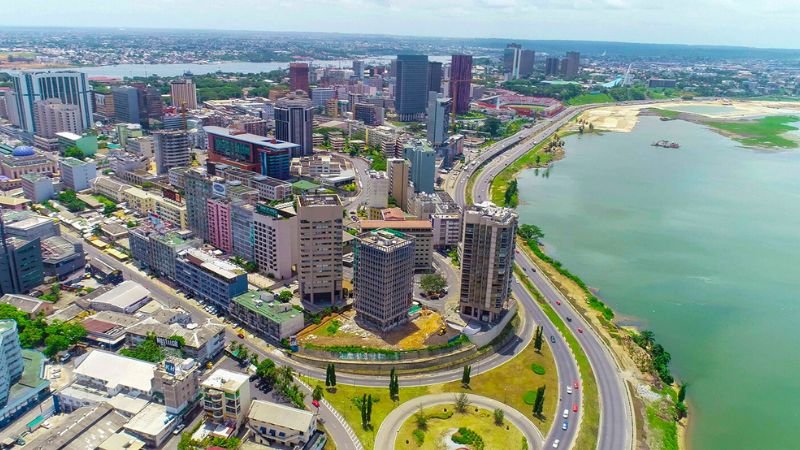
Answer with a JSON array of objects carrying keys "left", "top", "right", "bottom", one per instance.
[
  {"left": 174, "top": 248, "right": 248, "bottom": 310},
  {"left": 59, "top": 157, "right": 97, "bottom": 192},
  {"left": 62, "top": 350, "right": 155, "bottom": 410},
  {"left": 24, "top": 403, "right": 130, "bottom": 450},
  {"left": 3, "top": 210, "right": 59, "bottom": 241},
  {"left": 41, "top": 235, "right": 85, "bottom": 279},
  {"left": 126, "top": 318, "right": 226, "bottom": 363},
  {"left": 92, "top": 176, "right": 132, "bottom": 202},
  {"left": 247, "top": 399, "right": 317, "bottom": 448},
  {"left": 229, "top": 291, "right": 305, "bottom": 342},
  {"left": 0, "top": 294, "right": 54, "bottom": 318},
  {"left": 152, "top": 357, "right": 200, "bottom": 415},
  {"left": 81, "top": 317, "right": 129, "bottom": 350},
  {"left": 88, "top": 280, "right": 151, "bottom": 314},
  {"left": 123, "top": 402, "right": 177, "bottom": 447},
  {"left": 20, "top": 173, "right": 54, "bottom": 203},
  {"left": 201, "top": 368, "right": 252, "bottom": 431}
]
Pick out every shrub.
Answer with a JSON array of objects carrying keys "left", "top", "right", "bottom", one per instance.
[
  {"left": 523, "top": 390, "right": 537, "bottom": 405},
  {"left": 530, "top": 363, "right": 546, "bottom": 375},
  {"left": 451, "top": 428, "right": 484, "bottom": 450},
  {"left": 412, "top": 429, "right": 425, "bottom": 446},
  {"left": 427, "top": 410, "right": 454, "bottom": 420}
]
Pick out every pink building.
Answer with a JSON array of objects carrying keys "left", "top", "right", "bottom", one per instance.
[{"left": 207, "top": 198, "right": 233, "bottom": 253}]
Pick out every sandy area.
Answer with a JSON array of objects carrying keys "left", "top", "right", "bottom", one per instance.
[{"left": 579, "top": 99, "right": 800, "bottom": 133}]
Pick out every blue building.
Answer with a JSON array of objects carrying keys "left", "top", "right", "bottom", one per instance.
[
  {"left": 8, "top": 70, "right": 93, "bottom": 135},
  {"left": 204, "top": 126, "right": 296, "bottom": 180},
  {"left": 0, "top": 320, "right": 50, "bottom": 429},
  {"left": 175, "top": 248, "right": 249, "bottom": 311},
  {"left": 404, "top": 140, "right": 436, "bottom": 194}
]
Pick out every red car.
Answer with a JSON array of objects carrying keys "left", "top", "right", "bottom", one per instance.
[
  {"left": 577, "top": 328, "right": 584, "bottom": 333},
  {"left": 556, "top": 300, "right": 561, "bottom": 305},
  {"left": 237, "top": 333, "right": 245, "bottom": 339},
  {"left": 573, "top": 403, "right": 579, "bottom": 413},
  {"left": 574, "top": 381, "right": 580, "bottom": 390}
]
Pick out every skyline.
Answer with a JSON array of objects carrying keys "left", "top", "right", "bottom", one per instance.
[{"left": 4, "top": 0, "right": 800, "bottom": 50}]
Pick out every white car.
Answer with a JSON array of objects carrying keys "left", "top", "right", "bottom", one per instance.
[
  {"left": 552, "top": 439, "right": 560, "bottom": 448},
  {"left": 562, "top": 409, "right": 569, "bottom": 419},
  {"left": 567, "top": 386, "right": 573, "bottom": 394}
]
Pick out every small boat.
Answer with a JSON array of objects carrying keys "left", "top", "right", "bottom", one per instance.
[{"left": 652, "top": 140, "right": 680, "bottom": 149}]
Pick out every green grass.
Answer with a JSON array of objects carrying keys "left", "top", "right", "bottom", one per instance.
[
  {"left": 514, "top": 265, "right": 600, "bottom": 450},
  {"left": 646, "top": 403, "right": 679, "bottom": 450},
  {"left": 706, "top": 115, "right": 800, "bottom": 148},
  {"left": 489, "top": 133, "right": 567, "bottom": 205},
  {"left": 396, "top": 405, "right": 524, "bottom": 450},
  {"left": 649, "top": 108, "right": 681, "bottom": 119},
  {"left": 523, "top": 390, "right": 537, "bottom": 405},
  {"left": 566, "top": 93, "right": 615, "bottom": 106}
]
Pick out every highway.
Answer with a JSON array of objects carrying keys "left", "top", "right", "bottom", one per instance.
[{"left": 450, "top": 105, "right": 634, "bottom": 450}]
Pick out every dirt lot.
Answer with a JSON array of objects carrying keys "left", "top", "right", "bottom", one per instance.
[{"left": 298, "top": 309, "right": 459, "bottom": 351}]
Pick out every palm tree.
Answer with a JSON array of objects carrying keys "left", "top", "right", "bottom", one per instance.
[{"left": 640, "top": 330, "right": 655, "bottom": 349}]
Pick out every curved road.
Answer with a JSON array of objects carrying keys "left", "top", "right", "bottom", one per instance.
[
  {"left": 374, "top": 393, "right": 545, "bottom": 450},
  {"left": 451, "top": 105, "right": 635, "bottom": 450}
]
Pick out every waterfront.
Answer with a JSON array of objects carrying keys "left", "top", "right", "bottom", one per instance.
[
  {"left": 517, "top": 115, "right": 800, "bottom": 450},
  {"left": 78, "top": 55, "right": 454, "bottom": 78}
]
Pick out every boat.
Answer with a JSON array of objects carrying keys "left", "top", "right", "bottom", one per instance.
[{"left": 652, "top": 140, "right": 680, "bottom": 149}]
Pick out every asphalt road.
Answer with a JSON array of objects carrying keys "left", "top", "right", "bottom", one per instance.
[{"left": 451, "top": 105, "right": 636, "bottom": 450}]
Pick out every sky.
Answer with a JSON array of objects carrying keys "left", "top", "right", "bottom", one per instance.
[{"left": 6, "top": 0, "right": 800, "bottom": 49}]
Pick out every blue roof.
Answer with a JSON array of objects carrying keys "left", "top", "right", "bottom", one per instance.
[{"left": 12, "top": 146, "right": 35, "bottom": 157}]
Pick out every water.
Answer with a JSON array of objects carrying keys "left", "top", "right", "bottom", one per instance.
[
  {"left": 667, "top": 104, "right": 739, "bottom": 116},
  {"left": 79, "top": 55, "right": 455, "bottom": 78},
  {"left": 517, "top": 116, "right": 800, "bottom": 450}
]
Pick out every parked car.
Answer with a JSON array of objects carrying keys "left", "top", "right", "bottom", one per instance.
[{"left": 172, "top": 424, "right": 186, "bottom": 435}]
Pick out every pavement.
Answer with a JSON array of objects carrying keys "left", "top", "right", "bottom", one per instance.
[
  {"left": 450, "top": 104, "right": 638, "bottom": 450},
  {"left": 373, "top": 393, "right": 544, "bottom": 450}
]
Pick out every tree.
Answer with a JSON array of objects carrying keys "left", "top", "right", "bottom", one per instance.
[
  {"left": 278, "top": 366, "right": 294, "bottom": 388},
  {"left": 256, "top": 359, "right": 276, "bottom": 386},
  {"left": 64, "top": 146, "right": 86, "bottom": 160},
  {"left": 366, "top": 394, "right": 373, "bottom": 425},
  {"left": 312, "top": 385, "right": 324, "bottom": 402},
  {"left": 329, "top": 363, "right": 337, "bottom": 388},
  {"left": 639, "top": 330, "right": 656, "bottom": 350},
  {"left": 517, "top": 224, "right": 545, "bottom": 243},
  {"left": 493, "top": 408, "right": 504, "bottom": 425},
  {"left": 325, "top": 364, "right": 332, "bottom": 388},
  {"left": 678, "top": 384, "right": 687, "bottom": 403},
  {"left": 414, "top": 407, "right": 428, "bottom": 430},
  {"left": 481, "top": 117, "right": 502, "bottom": 137},
  {"left": 461, "top": 365, "right": 472, "bottom": 388},
  {"left": 420, "top": 273, "right": 447, "bottom": 294},
  {"left": 277, "top": 290, "right": 293, "bottom": 302},
  {"left": 533, "top": 385, "right": 546, "bottom": 417},
  {"left": 389, "top": 367, "right": 399, "bottom": 401},
  {"left": 455, "top": 392, "right": 470, "bottom": 413},
  {"left": 676, "top": 401, "right": 688, "bottom": 420},
  {"left": 533, "top": 326, "right": 544, "bottom": 353},
  {"left": 360, "top": 393, "right": 368, "bottom": 428},
  {"left": 504, "top": 178, "right": 518, "bottom": 207}
]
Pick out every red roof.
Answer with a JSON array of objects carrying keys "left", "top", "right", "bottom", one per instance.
[{"left": 82, "top": 318, "right": 117, "bottom": 334}]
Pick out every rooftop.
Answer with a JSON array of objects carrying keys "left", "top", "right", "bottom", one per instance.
[
  {"left": 181, "top": 248, "right": 245, "bottom": 280},
  {"left": 41, "top": 236, "right": 79, "bottom": 261},
  {"left": 232, "top": 291, "right": 302, "bottom": 324},
  {"left": 56, "top": 131, "right": 83, "bottom": 141},
  {"left": 248, "top": 399, "right": 315, "bottom": 432},
  {"left": 358, "top": 229, "right": 413, "bottom": 250},
  {"left": 23, "top": 403, "right": 128, "bottom": 450},
  {"left": 89, "top": 280, "right": 150, "bottom": 310},
  {"left": 60, "top": 156, "right": 92, "bottom": 168},
  {"left": 204, "top": 126, "right": 300, "bottom": 150},
  {"left": 126, "top": 317, "right": 224, "bottom": 349},
  {"left": 74, "top": 349, "right": 155, "bottom": 393},
  {"left": 298, "top": 193, "right": 342, "bottom": 207},
  {"left": 201, "top": 368, "right": 249, "bottom": 392},
  {"left": 0, "top": 294, "right": 48, "bottom": 314},
  {"left": 360, "top": 219, "right": 432, "bottom": 230},
  {"left": 124, "top": 403, "right": 174, "bottom": 437}
]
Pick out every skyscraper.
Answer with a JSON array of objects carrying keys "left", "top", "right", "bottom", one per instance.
[
  {"left": 8, "top": 70, "right": 93, "bottom": 135},
  {"left": 519, "top": 50, "right": 535, "bottom": 78},
  {"left": 387, "top": 158, "right": 410, "bottom": 211},
  {"left": 0, "top": 320, "right": 24, "bottom": 406},
  {"left": 545, "top": 57, "right": 561, "bottom": 77},
  {"left": 503, "top": 44, "right": 522, "bottom": 80},
  {"left": 426, "top": 96, "right": 451, "bottom": 147},
  {"left": 354, "top": 229, "right": 415, "bottom": 331},
  {"left": 428, "top": 61, "right": 443, "bottom": 94},
  {"left": 352, "top": 60, "right": 365, "bottom": 80},
  {"left": 184, "top": 168, "right": 212, "bottom": 241},
  {"left": 170, "top": 78, "right": 198, "bottom": 110},
  {"left": 154, "top": 130, "right": 190, "bottom": 175},
  {"left": 459, "top": 202, "right": 517, "bottom": 322},
  {"left": 275, "top": 92, "right": 314, "bottom": 157},
  {"left": 33, "top": 99, "right": 81, "bottom": 138},
  {"left": 296, "top": 194, "right": 343, "bottom": 305},
  {"left": 289, "top": 63, "right": 310, "bottom": 94},
  {"left": 253, "top": 203, "right": 297, "bottom": 281},
  {"left": 449, "top": 55, "right": 473, "bottom": 116},
  {"left": 564, "top": 51, "right": 581, "bottom": 79},
  {"left": 404, "top": 140, "right": 436, "bottom": 194},
  {"left": 112, "top": 86, "right": 141, "bottom": 124},
  {"left": 395, "top": 55, "right": 429, "bottom": 122}
]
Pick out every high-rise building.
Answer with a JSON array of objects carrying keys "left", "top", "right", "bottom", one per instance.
[
  {"left": 311, "top": 87, "right": 336, "bottom": 109},
  {"left": 545, "top": 57, "right": 561, "bottom": 77},
  {"left": 352, "top": 60, "right": 365, "bottom": 80},
  {"left": 426, "top": 96, "right": 451, "bottom": 147},
  {"left": 428, "top": 61, "right": 443, "bottom": 94},
  {"left": 170, "top": 79, "right": 198, "bottom": 110},
  {"left": 253, "top": 203, "right": 297, "bottom": 281},
  {"left": 275, "top": 92, "right": 314, "bottom": 157},
  {"left": 33, "top": 99, "right": 81, "bottom": 138},
  {"left": 387, "top": 158, "right": 410, "bottom": 210},
  {"left": 184, "top": 168, "right": 213, "bottom": 241},
  {"left": 449, "top": 55, "right": 473, "bottom": 116},
  {"left": 519, "top": 50, "right": 535, "bottom": 78},
  {"left": 459, "top": 202, "right": 517, "bottom": 322},
  {"left": 395, "top": 55, "right": 429, "bottom": 122},
  {"left": 296, "top": 194, "right": 343, "bottom": 305},
  {"left": 59, "top": 157, "right": 96, "bottom": 192},
  {"left": 563, "top": 51, "right": 581, "bottom": 79},
  {"left": 0, "top": 320, "right": 24, "bottom": 406},
  {"left": 204, "top": 126, "right": 295, "bottom": 178},
  {"left": 8, "top": 70, "right": 93, "bottom": 135},
  {"left": 503, "top": 44, "right": 522, "bottom": 80},
  {"left": 354, "top": 103, "right": 384, "bottom": 126},
  {"left": 112, "top": 86, "right": 141, "bottom": 124},
  {"left": 365, "top": 170, "right": 389, "bottom": 209},
  {"left": 0, "top": 233, "right": 43, "bottom": 296},
  {"left": 404, "top": 140, "right": 436, "bottom": 194},
  {"left": 141, "top": 85, "right": 164, "bottom": 122},
  {"left": 154, "top": 130, "right": 190, "bottom": 175},
  {"left": 354, "top": 229, "right": 415, "bottom": 331},
  {"left": 289, "top": 63, "right": 310, "bottom": 94}
]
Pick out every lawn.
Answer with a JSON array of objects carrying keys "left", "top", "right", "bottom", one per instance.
[
  {"left": 706, "top": 115, "right": 800, "bottom": 148},
  {"left": 514, "top": 264, "right": 600, "bottom": 450},
  {"left": 648, "top": 108, "right": 681, "bottom": 119},
  {"left": 566, "top": 93, "right": 615, "bottom": 106},
  {"left": 396, "top": 404, "right": 526, "bottom": 450},
  {"left": 647, "top": 402, "right": 679, "bottom": 450}
]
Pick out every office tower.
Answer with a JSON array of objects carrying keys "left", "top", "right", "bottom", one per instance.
[
  {"left": 404, "top": 140, "right": 436, "bottom": 194},
  {"left": 519, "top": 50, "right": 535, "bottom": 78},
  {"left": 311, "top": 87, "right": 336, "bottom": 109},
  {"left": 170, "top": 78, "right": 198, "bottom": 110},
  {"left": 387, "top": 158, "right": 410, "bottom": 210},
  {"left": 59, "top": 157, "right": 96, "bottom": 191},
  {"left": 112, "top": 86, "right": 141, "bottom": 124},
  {"left": 545, "top": 57, "right": 561, "bottom": 77},
  {"left": 353, "top": 60, "right": 365, "bottom": 80},
  {"left": 354, "top": 103, "right": 384, "bottom": 126},
  {"left": 253, "top": 203, "right": 297, "bottom": 281},
  {"left": 154, "top": 130, "right": 190, "bottom": 175},
  {"left": 354, "top": 229, "right": 414, "bottom": 331},
  {"left": 275, "top": 92, "right": 314, "bottom": 157},
  {"left": 33, "top": 99, "right": 81, "bottom": 138},
  {"left": 0, "top": 320, "right": 24, "bottom": 406},
  {"left": 184, "top": 168, "right": 212, "bottom": 241},
  {"left": 204, "top": 126, "right": 295, "bottom": 178},
  {"left": 8, "top": 70, "right": 93, "bottom": 134},
  {"left": 564, "top": 51, "right": 581, "bottom": 79},
  {"left": 289, "top": 63, "right": 310, "bottom": 94},
  {"left": 428, "top": 61, "right": 443, "bottom": 94},
  {"left": 459, "top": 202, "right": 518, "bottom": 322},
  {"left": 395, "top": 55, "right": 429, "bottom": 122},
  {"left": 141, "top": 86, "right": 164, "bottom": 121},
  {"left": 0, "top": 227, "right": 44, "bottom": 296},
  {"left": 503, "top": 44, "right": 522, "bottom": 80},
  {"left": 296, "top": 194, "right": 343, "bottom": 305},
  {"left": 449, "top": 55, "right": 473, "bottom": 115},
  {"left": 426, "top": 96, "right": 451, "bottom": 147}
]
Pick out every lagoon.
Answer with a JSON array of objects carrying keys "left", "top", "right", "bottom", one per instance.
[{"left": 517, "top": 116, "right": 800, "bottom": 450}]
